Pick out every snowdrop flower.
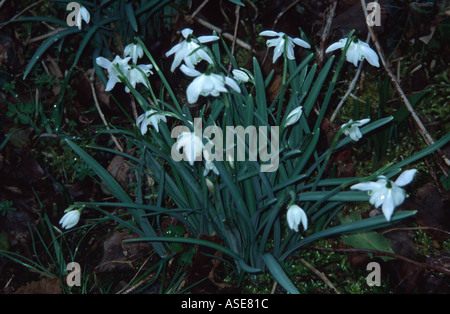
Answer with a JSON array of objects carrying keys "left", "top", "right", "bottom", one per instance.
[
  {"left": 96, "top": 55, "right": 131, "bottom": 91},
  {"left": 76, "top": 5, "right": 90, "bottom": 30},
  {"left": 326, "top": 38, "right": 379, "bottom": 67},
  {"left": 232, "top": 69, "right": 251, "bottom": 83},
  {"left": 124, "top": 43, "right": 144, "bottom": 64},
  {"left": 259, "top": 30, "right": 311, "bottom": 63},
  {"left": 341, "top": 118, "right": 370, "bottom": 141},
  {"left": 284, "top": 106, "right": 303, "bottom": 127},
  {"left": 59, "top": 209, "right": 81, "bottom": 229},
  {"left": 125, "top": 64, "right": 153, "bottom": 92},
  {"left": 203, "top": 150, "right": 219, "bottom": 176},
  {"left": 176, "top": 131, "right": 204, "bottom": 166},
  {"left": 136, "top": 109, "right": 167, "bottom": 134},
  {"left": 350, "top": 169, "right": 417, "bottom": 221},
  {"left": 180, "top": 64, "right": 240, "bottom": 104},
  {"left": 286, "top": 204, "right": 308, "bottom": 232},
  {"left": 165, "top": 28, "right": 219, "bottom": 72}
]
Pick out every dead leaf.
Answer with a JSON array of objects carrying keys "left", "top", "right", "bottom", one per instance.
[{"left": 14, "top": 278, "right": 62, "bottom": 294}]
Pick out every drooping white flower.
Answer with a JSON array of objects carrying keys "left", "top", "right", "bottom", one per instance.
[
  {"left": 232, "top": 69, "right": 251, "bottom": 83},
  {"left": 125, "top": 64, "right": 153, "bottom": 93},
  {"left": 259, "top": 30, "right": 311, "bottom": 63},
  {"left": 341, "top": 118, "right": 370, "bottom": 141},
  {"left": 165, "top": 28, "right": 219, "bottom": 72},
  {"left": 326, "top": 38, "right": 379, "bottom": 67},
  {"left": 124, "top": 43, "right": 144, "bottom": 64},
  {"left": 96, "top": 55, "right": 131, "bottom": 91},
  {"left": 59, "top": 209, "right": 81, "bottom": 229},
  {"left": 77, "top": 5, "right": 90, "bottom": 30},
  {"left": 136, "top": 109, "right": 168, "bottom": 134},
  {"left": 176, "top": 131, "right": 204, "bottom": 166},
  {"left": 284, "top": 106, "right": 303, "bottom": 127},
  {"left": 286, "top": 204, "right": 308, "bottom": 232},
  {"left": 180, "top": 65, "right": 240, "bottom": 104},
  {"left": 350, "top": 169, "right": 417, "bottom": 221},
  {"left": 203, "top": 150, "right": 219, "bottom": 176}
]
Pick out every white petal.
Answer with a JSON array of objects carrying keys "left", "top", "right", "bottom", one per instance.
[
  {"left": 105, "top": 75, "right": 120, "bottom": 91},
  {"left": 359, "top": 44, "right": 379, "bottom": 67},
  {"left": 395, "top": 169, "right": 417, "bottom": 187},
  {"left": 285, "top": 106, "right": 302, "bottom": 126},
  {"left": 391, "top": 186, "right": 406, "bottom": 207},
  {"left": 165, "top": 42, "right": 182, "bottom": 57},
  {"left": 292, "top": 37, "right": 311, "bottom": 49},
  {"left": 350, "top": 181, "right": 381, "bottom": 191},
  {"left": 80, "top": 6, "right": 90, "bottom": 24},
  {"left": 96, "top": 57, "right": 112, "bottom": 70},
  {"left": 181, "top": 28, "right": 193, "bottom": 38},
  {"left": 259, "top": 30, "right": 280, "bottom": 37},
  {"left": 225, "top": 77, "right": 241, "bottom": 93},
  {"left": 325, "top": 40, "right": 346, "bottom": 53},
  {"left": 180, "top": 64, "right": 201, "bottom": 77},
  {"left": 381, "top": 190, "right": 395, "bottom": 221},
  {"left": 232, "top": 69, "right": 250, "bottom": 82},
  {"left": 355, "top": 118, "right": 371, "bottom": 126},
  {"left": 197, "top": 35, "right": 219, "bottom": 43},
  {"left": 186, "top": 78, "right": 203, "bottom": 104},
  {"left": 272, "top": 41, "right": 284, "bottom": 63}
]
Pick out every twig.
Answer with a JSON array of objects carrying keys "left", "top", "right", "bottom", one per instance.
[
  {"left": 317, "top": 0, "right": 338, "bottom": 67},
  {"left": 193, "top": 15, "right": 255, "bottom": 53},
  {"left": 330, "top": 33, "right": 371, "bottom": 123},
  {"left": 189, "top": 0, "right": 210, "bottom": 21},
  {"left": 359, "top": 0, "right": 450, "bottom": 170},
  {"left": 169, "top": 2, "right": 255, "bottom": 54},
  {"left": 306, "top": 246, "right": 450, "bottom": 276},
  {"left": 28, "top": 27, "right": 67, "bottom": 44},
  {"left": 299, "top": 258, "right": 341, "bottom": 294},
  {"left": 229, "top": 5, "right": 241, "bottom": 67},
  {"left": 87, "top": 71, "right": 124, "bottom": 152},
  {"left": 271, "top": 0, "right": 300, "bottom": 30}
]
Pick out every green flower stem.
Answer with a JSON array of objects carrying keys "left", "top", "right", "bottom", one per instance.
[
  {"left": 275, "top": 39, "right": 289, "bottom": 125},
  {"left": 135, "top": 37, "right": 183, "bottom": 115}
]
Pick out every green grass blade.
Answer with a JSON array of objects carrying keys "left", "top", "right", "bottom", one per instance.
[{"left": 261, "top": 253, "right": 300, "bottom": 294}]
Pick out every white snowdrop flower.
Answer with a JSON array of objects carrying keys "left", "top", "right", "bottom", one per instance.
[
  {"left": 341, "top": 118, "right": 370, "bottom": 141},
  {"left": 326, "top": 38, "right": 379, "bottom": 67},
  {"left": 176, "top": 131, "right": 204, "bottom": 166},
  {"left": 259, "top": 30, "right": 311, "bottom": 63},
  {"left": 202, "top": 150, "right": 219, "bottom": 176},
  {"left": 59, "top": 209, "right": 81, "bottom": 229},
  {"left": 180, "top": 65, "right": 240, "bottom": 104},
  {"left": 284, "top": 106, "right": 303, "bottom": 127},
  {"left": 96, "top": 55, "right": 131, "bottom": 91},
  {"left": 286, "top": 204, "right": 308, "bottom": 232},
  {"left": 125, "top": 64, "right": 153, "bottom": 92},
  {"left": 350, "top": 169, "right": 417, "bottom": 221},
  {"left": 136, "top": 109, "right": 168, "bottom": 134},
  {"left": 165, "top": 28, "right": 219, "bottom": 72},
  {"left": 232, "top": 69, "right": 251, "bottom": 82},
  {"left": 124, "top": 43, "right": 144, "bottom": 64},
  {"left": 77, "top": 5, "right": 90, "bottom": 30}
]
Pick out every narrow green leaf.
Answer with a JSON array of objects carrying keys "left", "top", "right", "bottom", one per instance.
[
  {"left": 261, "top": 253, "right": 300, "bottom": 294},
  {"left": 23, "top": 28, "right": 80, "bottom": 79},
  {"left": 125, "top": 2, "right": 138, "bottom": 32}
]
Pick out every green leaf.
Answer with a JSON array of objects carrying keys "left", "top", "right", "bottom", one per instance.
[
  {"left": 23, "top": 28, "right": 80, "bottom": 79},
  {"left": 227, "top": 0, "right": 245, "bottom": 5},
  {"left": 340, "top": 213, "right": 395, "bottom": 261},
  {"left": 261, "top": 253, "right": 300, "bottom": 294},
  {"left": 281, "top": 210, "right": 416, "bottom": 261},
  {"left": 126, "top": 3, "right": 138, "bottom": 32}
]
